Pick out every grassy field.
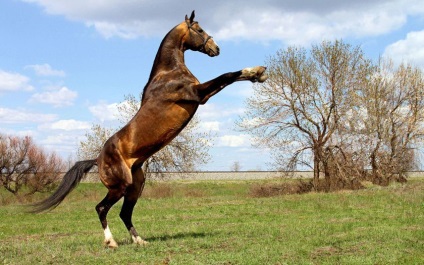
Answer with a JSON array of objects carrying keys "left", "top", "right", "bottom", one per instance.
[{"left": 0, "top": 179, "right": 423, "bottom": 264}]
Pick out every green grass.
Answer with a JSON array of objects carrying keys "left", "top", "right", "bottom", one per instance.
[{"left": 0, "top": 179, "right": 423, "bottom": 264}]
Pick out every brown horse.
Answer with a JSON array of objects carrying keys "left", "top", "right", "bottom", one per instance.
[{"left": 31, "top": 11, "right": 267, "bottom": 248}]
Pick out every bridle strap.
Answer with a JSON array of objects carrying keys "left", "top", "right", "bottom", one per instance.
[{"left": 186, "top": 21, "right": 212, "bottom": 52}]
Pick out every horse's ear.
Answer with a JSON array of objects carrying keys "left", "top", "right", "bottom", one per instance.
[{"left": 189, "top": 10, "right": 195, "bottom": 23}]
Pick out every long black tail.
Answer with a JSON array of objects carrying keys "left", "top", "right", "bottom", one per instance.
[{"left": 30, "top": 159, "right": 97, "bottom": 213}]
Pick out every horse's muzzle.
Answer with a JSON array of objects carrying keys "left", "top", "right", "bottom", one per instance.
[
  {"left": 209, "top": 45, "right": 220, "bottom": 57},
  {"left": 206, "top": 39, "right": 220, "bottom": 57}
]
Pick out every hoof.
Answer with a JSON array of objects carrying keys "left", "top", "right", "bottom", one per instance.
[
  {"left": 257, "top": 73, "right": 268, "bottom": 83},
  {"left": 105, "top": 239, "right": 118, "bottom": 249},
  {"left": 241, "top": 66, "right": 268, "bottom": 83},
  {"left": 133, "top": 236, "right": 149, "bottom": 246}
]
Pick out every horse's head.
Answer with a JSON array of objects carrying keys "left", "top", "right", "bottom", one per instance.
[{"left": 183, "top": 11, "right": 220, "bottom": 57}]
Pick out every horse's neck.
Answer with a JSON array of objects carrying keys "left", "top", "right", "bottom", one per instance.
[
  {"left": 149, "top": 29, "right": 186, "bottom": 78},
  {"left": 141, "top": 28, "right": 188, "bottom": 103}
]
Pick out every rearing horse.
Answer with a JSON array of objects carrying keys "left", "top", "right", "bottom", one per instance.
[{"left": 32, "top": 11, "right": 267, "bottom": 248}]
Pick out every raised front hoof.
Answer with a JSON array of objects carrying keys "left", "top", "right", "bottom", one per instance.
[
  {"left": 105, "top": 239, "right": 119, "bottom": 249},
  {"left": 241, "top": 66, "right": 268, "bottom": 83},
  {"left": 133, "top": 236, "right": 149, "bottom": 246}
]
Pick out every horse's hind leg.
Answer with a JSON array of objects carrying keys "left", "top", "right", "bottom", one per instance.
[
  {"left": 96, "top": 188, "right": 125, "bottom": 248},
  {"left": 120, "top": 166, "right": 148, "bottom": 245}
]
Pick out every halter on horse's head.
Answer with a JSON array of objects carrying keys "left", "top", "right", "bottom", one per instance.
[{"left": 183, "top": 11, "right": 220, "bottom": 57}]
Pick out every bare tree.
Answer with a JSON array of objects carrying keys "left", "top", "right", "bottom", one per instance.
[
  {"left": 0, "top": 133, "right": 65, "bottom": 194},
  {"left": 78, "top": 94, "right": 213, "bottom": 176},
  {"left": 0, "top": 134, "right": 33, "bottom": 194},
  {"left": 77, "top": 124, "right": 115, "bottom": 161},
  {"left": 354, "top": 60, "right": 424, "bottom": 184},
  {"left": 239, "top": 40, "right": 424, "bottom": 190},
  {"left": 239, "top": 40, "right": 371, "bottom": 190},
  {"left": 27, "top": 148, "right": 66, "bottom": 194}
]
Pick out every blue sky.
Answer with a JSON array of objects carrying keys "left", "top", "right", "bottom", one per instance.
[{"left": 1, "top": 0, "right": 424, "bottom": 171}]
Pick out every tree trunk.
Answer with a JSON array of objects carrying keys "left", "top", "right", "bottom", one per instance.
[{"left": 313, "top": 151, "right": 320, "bottom": 191}]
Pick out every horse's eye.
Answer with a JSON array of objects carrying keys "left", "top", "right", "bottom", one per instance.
[{"left": 198, "top": 28, "right": 204, "bottom": 33}]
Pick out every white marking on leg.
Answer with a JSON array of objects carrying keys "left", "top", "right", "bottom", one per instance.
[
  {"left": 103, "top": 225, "right": 118, "bottom": 248},
  {"left": 104, "top": 225, "right": 113, "bottom": 242}
]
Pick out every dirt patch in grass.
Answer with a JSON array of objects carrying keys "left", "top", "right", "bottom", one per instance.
[
  {"left": 311, "top": 245, "right": 342, "bottom": 259},
  {"left": 183, "top": 188, "right": 205, "bottom": 198}
]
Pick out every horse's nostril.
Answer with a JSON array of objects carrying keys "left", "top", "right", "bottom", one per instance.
[{"left": 215, "top": 46, "right": 220, "bottom": 55}]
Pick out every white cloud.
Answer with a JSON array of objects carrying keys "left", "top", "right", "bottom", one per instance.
[
  {"left": 199, "top": 121, "right": 220, "bottom": 132},
  {"left": 86, "top": 20, "right": 153, "bottom": 40},
  {"left": 22, "top": 0, "right": 180, "bottom": 39},
  {"left": 219, "top": 82, "right": 254, "bottom": 98},
  {"left": 88, "top": 98, "right": 142, "bottom": 122},
  {"left": 30, "top": 86, "right": 77, "bottom": 107},
  {"left": 383, "top": 30, "right": 424, "bottom": 68},
  {"left": 218, "top": 134, "right": 251, "bottom": 147},
  {"left": 25, "top": 63, "right": 66, "bottom": 77},
  {"left": 238, "top": 117, "right": 265, "bottom": 129},
  {"left": 0, "top": 128, "right": 38, "bottom": 138},
  {"left": 88, "top": 101, "right": 120, "bottom": 122},
  {"left": 212, "top": 3, "right": 409, "bottom": 45},
  {"left": 21, "top": 0, "right": 424, "bottom": 44},
  {"left": 38, "top": 132, "right": 84, "bottom": 154},
  {"left": 0, "top": 107, "right": 57, "bottom": 124},
  {"left": 0, "top": 70, "right": 34, "bottom": 92},
  {"left": 197, "top": 103, "right": 244, "bottom": 121},
  {"left": 38, "top": 119, "right": 90, "bottom": 131}
]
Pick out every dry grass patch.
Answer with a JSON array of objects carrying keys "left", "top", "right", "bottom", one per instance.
[
  {"left": 249, "top": 180, "right": 313, "bottom": 197},
  {"left": 142, "top": 183, "right": 174, "bottom": 199},
  {"left": 141, "top": 182, "right": 206, "bottom": 199},
  {"left": 249, "top": 177, "right": 368, "bottom": 197}
]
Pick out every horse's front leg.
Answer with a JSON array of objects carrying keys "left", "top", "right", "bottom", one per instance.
[{"left": 196, "top": 66, "right": 267, "bottom": 104}]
